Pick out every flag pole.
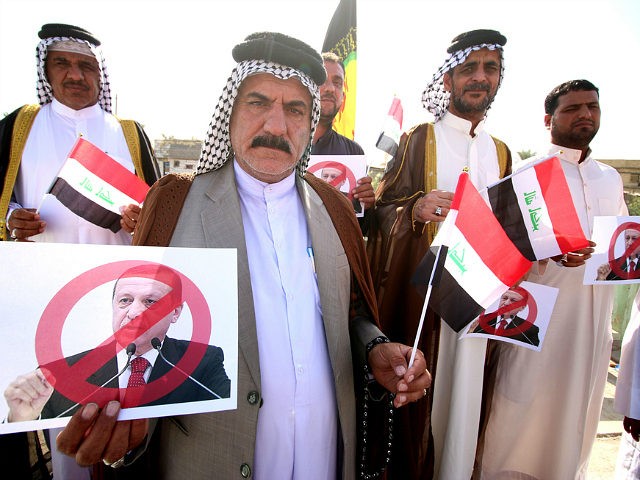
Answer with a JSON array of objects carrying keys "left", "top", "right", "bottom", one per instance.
[{"left": 408, "top": 244, "right": 443, "bottom": 369}]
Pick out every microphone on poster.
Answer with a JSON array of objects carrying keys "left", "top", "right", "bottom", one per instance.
[
  {"left": 151, "top": 337, "right": 222, "bottom": 399},
  {"left": 55, "top": 342, "right": 137, "bottom": 418}
]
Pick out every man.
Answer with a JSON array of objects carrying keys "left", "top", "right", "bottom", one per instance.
[
  {"left": 614, "top": 288, "right": 640, "bottom": 477},
  {"left": 0, "top": 23, "right": 160, "bottom": 479},
  {"left": 318, "top": 161, "right": 363, "bottom": 214},
  {"left": 4, "top": 264, "right": 230, "bottom": 423},
  {"left": 367, "top": 29, "right": 512, "bottom": 479},
  {"left": 1, "top": 24, "right": 159, "bottom": 243},
  {"left": 472, "top": 287, "right": 540, "bottom": 347},
  {"left": 474, "top": 79, "right": 627, "bottom": 479},
  {"left": 596, "top": 227, "right": 640, "bottom": 280},
  {"left": 51, "top": 32, "right": 431, "bottom": 479},
  {"left": 311, "top": 52, "right": 373, "bottom": 227},
  {"left": 320, "top": 162, "right": 347, "bottom": 187}
]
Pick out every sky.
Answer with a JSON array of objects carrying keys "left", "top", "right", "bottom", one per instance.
[{"left": 1, "top": 0, "right": 638, "bottom": 166}]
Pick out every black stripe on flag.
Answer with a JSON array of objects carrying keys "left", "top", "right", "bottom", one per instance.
[
  {"left": 411, "top": 246, "right": 483, "bottom": 332},
  {"left": 488, "top": 179, "right": 536, "bottom": 261},
  {"left": 375, "top": 133, "right": 399, "bottom": 156},
  {"left": 49, "top": 178, "right": 122, "bottom": 233}
]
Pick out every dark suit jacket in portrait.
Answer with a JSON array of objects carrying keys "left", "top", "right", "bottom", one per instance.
[
  {"left": 41, "top": 336, "right": 230, "bottom": 419},
  {"left": 473, "top": 315, "right": 540, "bottom": 347},
  {"left": 606, "top": 256, "right": 640, "bottom": 281}
]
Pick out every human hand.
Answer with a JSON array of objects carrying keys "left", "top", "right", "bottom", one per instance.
[
  {"left": 352, "top": 176, "right": 375, "bottom": 210},
  {"left": 4, "top": 368, "right": 54, "bottom": 422},
  {"left": 120, "top": 204, "right": 141, "bottom": 234},
  {"left": 596, "top": 263, "right": 611, "bottom": 280},
  {"left": 368, "top": 342, "right": 432, "bottom": 408},
  {"left": 623, "top": 416, "right": 640, "bottom": 442},
  {"left": 413, "top": 190, "right": 454, "bottom": 224},
  {"left": 7, "top": 208, "right": 46, "bottom": 240},
  {"left": 551, "top": 241, "right": 595, "bottom": 268},
  {"left": 56, "top": 401, "right": 148, "bottom": 466}
]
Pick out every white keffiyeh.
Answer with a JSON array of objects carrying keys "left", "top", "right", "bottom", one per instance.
[
  {"left": 196, "top": 59, "right": 320, "bottom": 177},
  {"left": 421, "top": 43, "right": 504, "bottom": 121},
  {"left": 36, "top": 36, "right": 112, "bottom": 113}
]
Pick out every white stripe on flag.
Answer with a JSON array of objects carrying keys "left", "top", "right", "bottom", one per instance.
[
  {"left": 510, "top": 166, "right": 562, "bottom": 259},
  {"left": 56, "top": 158, "right": 140, "bottom": 214},
  {"left": 432, "top": 211, "right": 510, "bottom": 309}
]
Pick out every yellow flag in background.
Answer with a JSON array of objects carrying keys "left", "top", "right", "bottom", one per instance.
[{"left": 322, "top": 0, "right": 357, "bottom": 140}]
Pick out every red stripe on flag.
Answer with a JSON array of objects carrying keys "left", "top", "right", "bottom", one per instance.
[
  {"left": 389, "top": 98, "right": 403, "bottom": 127},
  {"left": 453, "top": 174, "right": 531, "bottom": 286},
  {"left": 68, "top": 138, "right": 148, "bottom": 203},
  {"left": 534, "top": 157, "right": 588, "bottom": 252}
]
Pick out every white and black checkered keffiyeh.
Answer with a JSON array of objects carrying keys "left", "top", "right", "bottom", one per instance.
[
  {"left": 421, "top": 43, "right": 504, "bottom": 121},
  {"left": 36, "top": 37, "right": 112, "bottom": 112},
  {"left": 196, "top": 59, "right": 320, "bottom": 177}
]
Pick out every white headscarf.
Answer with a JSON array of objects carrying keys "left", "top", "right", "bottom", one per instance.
[
  {"left": 36, "top": 36, "right": 112, "bottom": 113},
  {"left": 196, "top": 59, "right": 320, "bottom": 177},
  {"left": 421, "top": 43, "right": 505, "bottom": 121}
]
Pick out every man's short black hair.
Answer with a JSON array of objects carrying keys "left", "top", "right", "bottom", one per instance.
[
  {"left": 322, "top": 51, "right": 344, "bottom": 76},
  {"left": 544, "top": 79, "right": 599, "bottom": 115}
]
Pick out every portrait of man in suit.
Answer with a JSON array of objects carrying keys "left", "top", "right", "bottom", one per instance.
[
  {"left": 596, "top": 226, "right": 640, "bottom": 281},
  {"left": 318, "top": 161, "right": 362, "bottom": 214},
  {"left": 473, "top": 287, "right": 540, "bottom": 347},
  {"left": 3, "top": 264, "right": 230, "bottom": 422}
]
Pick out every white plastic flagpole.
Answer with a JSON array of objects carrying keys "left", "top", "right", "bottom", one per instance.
[{"left": 408, "top": 244, "right": 444, "bottom": 369}]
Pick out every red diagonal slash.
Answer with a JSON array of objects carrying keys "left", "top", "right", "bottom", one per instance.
[
  {"left": 36, "top": 260, "right": 212, "bottom": 408},
  {"left": 608, "top": 222, "right": 640, "bottom": 280},
  {"left": 476, "top": 287, "right": 538, "bottom": 337}
]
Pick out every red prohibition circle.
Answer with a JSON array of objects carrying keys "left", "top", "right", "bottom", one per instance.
[
  {"left": 35, "top": 260, "right": 212, "bottom": 410},
  {"left": 307, "top": 161, "right": 357, "bottom": 200},
  {"left": 477, "top": 286, "right": 538, "bottom": 338},
  {"left": 607, "top": 222, "right": 640, "bottom": 280}
]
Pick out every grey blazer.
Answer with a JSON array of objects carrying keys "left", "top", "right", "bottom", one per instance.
[{"left": 143, "top": 162, "right": 382, "bottom": 479}]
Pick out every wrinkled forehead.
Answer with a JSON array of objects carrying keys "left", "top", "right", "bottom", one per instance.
[
  {"left": 237, "top": 72, "right": 312, "bottom": 104},
  {"left": 113, "top": 277, "right": 172, "bottom": 296},
  {"left": 626, "top": 229, "right": 640, "bottom": 238},
  {"left": 453, "top": 47, "right": 501, "bottom": 70},
  {"left": 502, "top": 290, "right": 523, "bottom": 302},
  {"left": 45, "top": 49, "right": 99, "bottom": 69}
]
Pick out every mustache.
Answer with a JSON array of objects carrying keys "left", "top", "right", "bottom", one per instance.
[
  {"left": 321, "top": 93, "right": 336, "bottom": 101},
  {"left": 62, "top": 80, "right": 89, "bottom": 90},
  {"left": 572, "top": 119, "right": 595, "bottom": 128},
  {"left": 251, "top": 135, "right": 291, "bottom": 154},
  {"left": 463, "top": 82, "right": 491, "bottom": 93}
]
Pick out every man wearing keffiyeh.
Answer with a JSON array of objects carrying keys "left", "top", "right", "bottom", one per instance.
[
  {"left": 53, "top": 31, "right": 432, "bottom": 480},
  {"left": 367, "top": 29, "right": 514, "bottom": 479},
  {"left": 0, "top": 23, "right": 159, "bottom": 480},
  {"left": 0, "top": 23, "right": 159, "bottom": 243}
]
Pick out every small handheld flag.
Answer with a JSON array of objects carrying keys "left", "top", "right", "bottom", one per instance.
[{"left": 46, "top": 138, "right": 149, "bottom": 233}]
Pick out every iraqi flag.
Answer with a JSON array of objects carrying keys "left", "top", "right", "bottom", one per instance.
[
  {"left": 375, "top": 97, "right": 403, "bottom": 156},
  {"left": 412, "top": 173, "right": 532, "bottom": 332},
  {"left": 488, "top": 156, "right": 588, "bottom": 261},
  {"left": 47, "top": 138, "right": 149, "bottom": 233},
  {"left": 322, "top": 0, "right": 357, "bottom": 139}
]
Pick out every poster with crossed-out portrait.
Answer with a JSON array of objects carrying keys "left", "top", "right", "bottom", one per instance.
[
  {"left": 586, "top": 216, "right": 640, "bottom": 285},
  {"left": 0, "top": 242, "right": 238, "bottom": 435},
  {"left": 308, "top": 154, "right": 367, "bottom": 217},
  {"left": 460, "top": 281, "right": 558, "bottom": 351}
]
